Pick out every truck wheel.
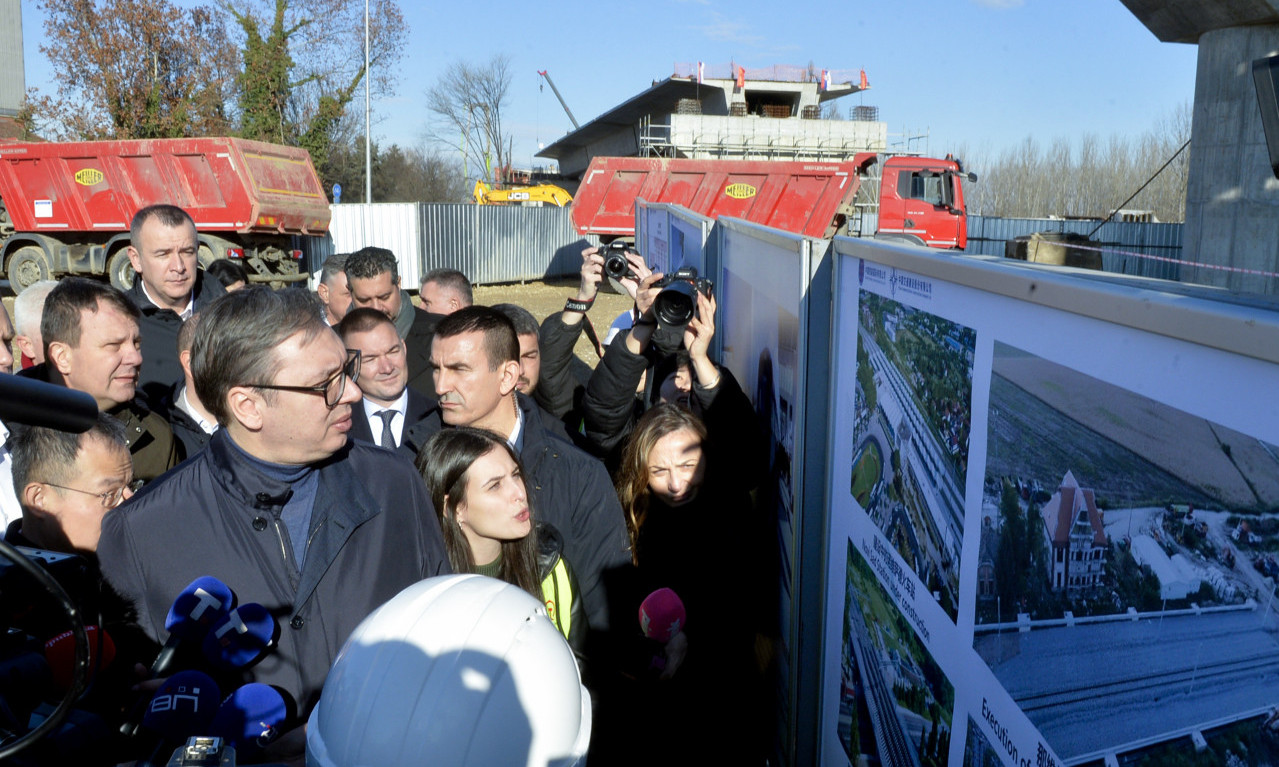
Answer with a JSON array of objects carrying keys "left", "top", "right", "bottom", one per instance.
[
  {"left": 107, "top": 248, "right": 136, "bottom": 291},
  {"left": 7, "top": 246, "right": 51, "bottom": 294}
]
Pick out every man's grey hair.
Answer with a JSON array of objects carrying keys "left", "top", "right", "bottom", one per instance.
[
  {"left": 319, "top": 253, "right": 349, "bottom": 286},
  {"left": 491, "top": 303, "right": 539, "bottom": 337},
  {"left": 191, "top": 287, "right": 329, "bottom": 425},
  {"left": 130, "top": 204, "right": 196, "bottom": 244},
  {"left": 420, "top": 269, "right": 473, "bottom": 306},
  {"left": 13, "top": 280, "right": 58, "bottom": 337},
  {"left": 11, "top": 413, "right": 129, "bottom": 501},
  {"left": 344, "top": 247, "right": 399, "bottom": 285}
]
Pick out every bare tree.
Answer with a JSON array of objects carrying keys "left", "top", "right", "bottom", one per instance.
[
  {"left": 962, "top": 104, "right": 1190, "bottom": 222},
  {"left": 425, "top": 55, "right": 514, "bottom": 182}
]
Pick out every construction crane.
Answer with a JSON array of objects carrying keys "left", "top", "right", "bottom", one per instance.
[{"left": 538, "top": 70, "right": 580, "bottom": 130}]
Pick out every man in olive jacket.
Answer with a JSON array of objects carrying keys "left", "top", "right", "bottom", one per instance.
[{"left": 99, "top": 288, "right": 450, "bottom": 722}]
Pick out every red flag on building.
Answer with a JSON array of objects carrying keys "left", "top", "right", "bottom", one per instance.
[
  {"left": 860, "top": 69, "right": 869, "bottom": 90},
  {"left": 736, "top": 65, "right": 746, "bottom": 89}
]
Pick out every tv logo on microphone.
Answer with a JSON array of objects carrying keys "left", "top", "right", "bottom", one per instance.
[{"left": 149, "top": 684, "right": 207, "bottom": 714}]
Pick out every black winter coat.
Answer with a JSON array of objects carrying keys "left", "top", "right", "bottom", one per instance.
[
  {"left": 98, "top": 429, "right": 451, "bottom": 715},
  {"left": 125, "top": 273, "right": 224, "bottom": 408}
]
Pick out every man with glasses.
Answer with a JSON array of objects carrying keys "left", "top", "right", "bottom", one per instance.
[
  {"left": 98, "top": 287, "right": 450, "bottom": 736},
  {"left": 6, "top": 413, "right": 137, "bottom": 554}
]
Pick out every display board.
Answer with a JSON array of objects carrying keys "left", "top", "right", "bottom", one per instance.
[
  {"left": 819, "top": 237, "right": 1279, "bottom": 767},
  {"left": 635, "top": 199, "right": 713, "bottom": 277},
  {"left": 715, "top": 218, "right": 818, "bottom": 759}
]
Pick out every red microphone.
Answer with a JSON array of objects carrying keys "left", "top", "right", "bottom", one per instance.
[
  {"left": 44, "top": 625, "right": 116, "bottom": 692},
  {"left": 639, "top": 588, "right": 686, "bottom": 642}
]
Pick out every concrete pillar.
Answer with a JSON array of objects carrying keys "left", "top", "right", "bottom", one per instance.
[{"left": 1184, "top": 25, "right": 1279, "bottom": 294}]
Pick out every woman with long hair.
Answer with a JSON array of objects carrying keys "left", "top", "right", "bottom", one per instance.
[
  {"left": 416, "top": 427, "right": 582, "bottom": 646},
  {"left": 609, "top": 402, "right": 768, "bottom": 765}
]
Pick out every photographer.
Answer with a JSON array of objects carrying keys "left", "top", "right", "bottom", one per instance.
[
  {"left": 580, "top": 271, "right": 763, "bottom": 477},
  {"left": 536, "top": 245, "right": 651, "bottom": 435}
]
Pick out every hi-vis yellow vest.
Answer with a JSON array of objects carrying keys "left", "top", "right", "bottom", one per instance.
[{"left": 540, "top": 558, "right": 574, "bottom": 640}]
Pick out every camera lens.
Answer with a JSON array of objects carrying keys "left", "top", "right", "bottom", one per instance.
[
  {"left": 654, "top": 280, "right": 697, "bottom": 327},
  {"left": 604, "top": 254, "right": 630, "bottom": 280}
]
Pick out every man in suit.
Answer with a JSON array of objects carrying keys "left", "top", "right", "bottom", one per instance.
[
  {"left": 336, "top": 308, "right": 432, "bottom": 450},
  {"left": 343, "top": 247, "right": 442, "bottom": 399}
]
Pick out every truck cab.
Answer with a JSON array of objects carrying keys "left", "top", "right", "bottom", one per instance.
[{"left": 875, "top": 155, "right": 974, "bottom": 250}]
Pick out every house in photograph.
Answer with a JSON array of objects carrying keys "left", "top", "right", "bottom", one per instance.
[{"left": 1040, "top": 471, "right": 1108, "bottom": 592}]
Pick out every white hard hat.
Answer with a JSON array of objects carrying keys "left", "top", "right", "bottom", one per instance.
[{"left": 306, "top": 574, "right": 591, "bottom": 767}]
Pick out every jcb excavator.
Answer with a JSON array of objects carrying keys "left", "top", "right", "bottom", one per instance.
[{"left": 473, "top": 180, "right": 573, "bottom": 207}]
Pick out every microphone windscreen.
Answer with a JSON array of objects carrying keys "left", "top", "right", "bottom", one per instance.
[
  {"left": 165, "top": 576, "right": 235, "bottom": 640},
  {"left": 211, "top": 683, "right": 291, "bottom": 754},
  {"left": 44, "top": 625, "right": 116, "bottom": 691},
  {"left": 639, "top": 587, "right": 686, "bottom": 642},
  {"left": 202, "top": 603, "right": 276, "bottom": 669},
  {"left": 141, "top": 669, "right": 221, "bottom": 739}
]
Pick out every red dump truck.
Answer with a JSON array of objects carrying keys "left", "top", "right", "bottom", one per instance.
[
  {"left": 0, "top": 137, "right": 331, "bottom": 293},
  {"left": 570, "top": 154, "right": 975, "bottom": 248}
]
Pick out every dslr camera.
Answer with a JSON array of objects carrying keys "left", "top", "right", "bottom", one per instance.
[
  {"left": 653, "top": 267, "right": 713, "bottom": 329},
  {"left": 602, "top": 240, "right": 640, "bottom": 282}
]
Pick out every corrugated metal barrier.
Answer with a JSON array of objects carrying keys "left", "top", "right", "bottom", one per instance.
[
  {"left": 966, "top": 215, "right": 1184, "bottom": 281},
  {"left": 302, "top": 203, "right": 599, "bottom": 288}
]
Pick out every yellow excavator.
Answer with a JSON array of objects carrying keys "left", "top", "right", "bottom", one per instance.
[{"left": 473, "top": 180, "right": 573, "bottom": 207}]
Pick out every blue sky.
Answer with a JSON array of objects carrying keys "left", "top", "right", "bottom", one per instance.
[{"left": 21, "top": 0, "right": 1198, "bottom": 171}]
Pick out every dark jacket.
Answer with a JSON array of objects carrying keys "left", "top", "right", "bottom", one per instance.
[
  {"left": 17, "top": 363, "right": 183, "bottom": 482},
  {"left": 125, "top": 272, "right": 225, "bottom": 408},
  {"left": 154, "top": 383, "right": 215, "bottom": 458},
  {"left": 97, "top": 429, "right": 451, "bottom": 714},
  {"left": 403, "top": 393, "right": 632, "bottom": 631},
  {"left": 398, "top": 299, "right": 444, "bottom": 400},
  {"left": 348, "top": 389, "right": 434, "bottom": 448},
  {"left": 535, "top": 312, "right": 585, "bottom": 421}
]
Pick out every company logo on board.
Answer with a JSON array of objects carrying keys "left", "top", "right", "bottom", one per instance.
[
  {"left": 724, "top": 183, "right": 756, "bottom": 199},
  {"left": 74, "top": 169, "right": 104, "bottom": 186}
]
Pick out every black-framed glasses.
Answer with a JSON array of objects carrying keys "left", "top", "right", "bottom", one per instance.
[
  {"left": 249, "top": 349, "right": 361, "bottom": 409},
  {"left": 45, "top": 479, "right": 145, "bottom": 509}
]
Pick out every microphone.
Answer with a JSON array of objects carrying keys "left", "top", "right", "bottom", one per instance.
[
  {"left": 44, "top": 625, "right": 116, "bottom": 692},
  {"left": 138, "top": 670, "right": 221, "bottom": 767},
  {"left": 210, "top": 683, "right": 292, "bottom": 757},
  {"left": 202, "top": 603, "right": 276, "bottom": 670},
  {"left": 639, "top": 588, "right": 686, "bottom": 642},
  {"left": 152, "top": 576, "right": 236, "bottom": 678}
]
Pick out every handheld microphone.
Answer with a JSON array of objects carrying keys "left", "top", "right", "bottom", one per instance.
[
  {"left": 210, "top": 683, "right": 292, "bottom": 757},
  {"left": 138, "top": 670, "right": 221, "bottom": 767},
  {"left": 202, "top": 603, "right": 276, "bottom": 670},
  {"left": 44, "top": 625, "right": 116, "bottom": 692},
  {"left": 639, "top": 587, "right": 686, "bottom": 642},
  {"left": 152, "top": 576, "right": 236, "bottom": 678}
]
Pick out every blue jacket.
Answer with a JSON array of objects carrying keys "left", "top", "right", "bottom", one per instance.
[{"left": 98, "top": 429, "right": 451, "bottom": 713}]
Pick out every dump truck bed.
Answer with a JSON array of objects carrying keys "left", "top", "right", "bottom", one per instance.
[
  {"left": 570, "top": 155, "right": 875, "bottom": 239},
  {"left": 0, "top": 137, "right": 330, "bottom": 236}
]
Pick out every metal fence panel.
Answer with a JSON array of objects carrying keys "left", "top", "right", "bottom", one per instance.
[
  {"left": 302, "top": 203, "right": 598, "bottom": 288},
  {"left": 966, "top": 215, "right": 1184, "bottom": 281}
]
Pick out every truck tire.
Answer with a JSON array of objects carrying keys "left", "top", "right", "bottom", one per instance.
[
  {"left": 107, "top": 248, "right": 136, "bottom": 291},
  {"left": 7, "top": 245, "right": 51, "bottom": 294}
]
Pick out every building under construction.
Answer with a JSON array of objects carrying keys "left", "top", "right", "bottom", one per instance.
[{"left": 537, "top": 63, "right": 887, "bottom": 179}]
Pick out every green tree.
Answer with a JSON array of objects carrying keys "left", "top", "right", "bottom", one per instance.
[
  {"left": 996, "top": 481, "right": 1027, "bottom": 606},
  {"left": 226, "top": 0, "right": 406, "bottom": 183}
]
